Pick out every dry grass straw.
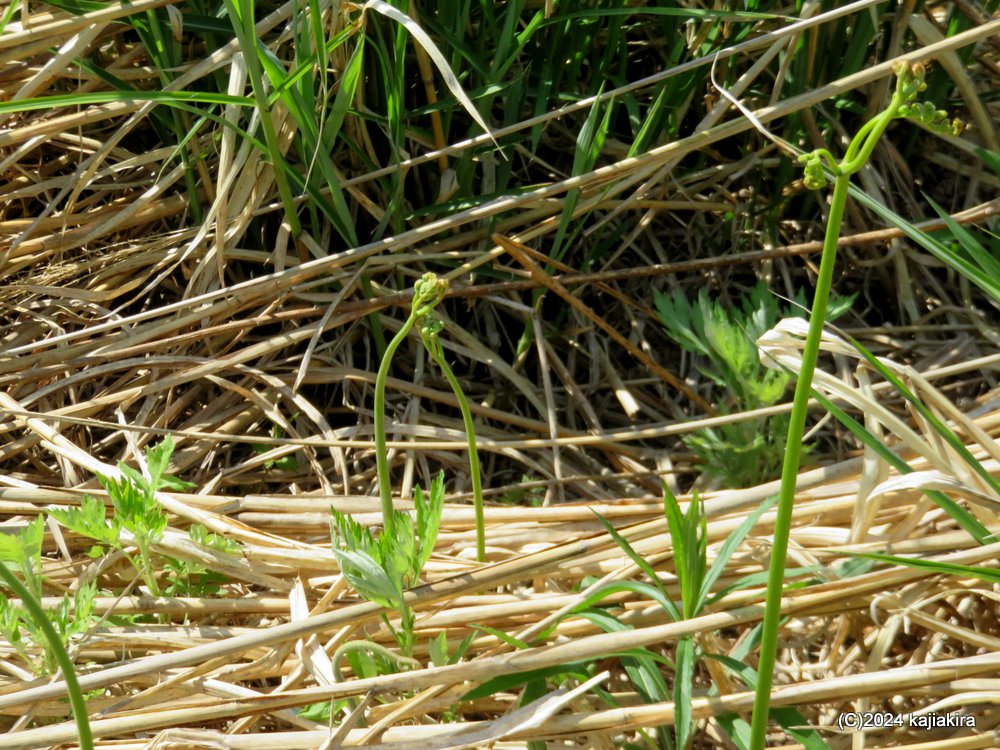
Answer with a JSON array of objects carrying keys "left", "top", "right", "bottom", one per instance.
[{"left": 2, "top": 0, "right": 1000, "bottom": 747}]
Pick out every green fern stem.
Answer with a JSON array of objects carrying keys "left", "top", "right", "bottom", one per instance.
[
  {"left": 332, "top": 639, "right": 421, "bottom": 682},
  {"left": 749, "top": 61, "right": 938, "bottom": 749},
  {"left": 421, "top": 319, "right": 486, "bottom": 562},
  {"left": 374, "top": 312, "right": 420, "bottom": 538},
  {"left": 374, "top": 274, "right": 449, "bottom": 538},
  {"left": 747, "top": 171, "right": 848, "bottom": 748}
]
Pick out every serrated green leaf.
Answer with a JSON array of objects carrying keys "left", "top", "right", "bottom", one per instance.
[
  {"left": 655, "top": 291, "right": 711, "bottom": 358},
  {"left": 50, "top": 496, "right": 118, "bottom": 547},
  {"left": 117, "top": 464, "right": 146, "bottom": 491},
  {"left": 188, "top": 524, "right": 241, "bottom": 555},
  {"left": 415, "top": 472, "right": 445, "bottom": 571},
  {"left": 0, "top": 593, "right": 21, "bottom": 643},
  {"left": 144, "top": 436, "right": 174, "bottom": 492},
  {"left": 428, "top": 631, "right": 448, "bottom": 668},
  {"left": 71, "top": 582, "right": 98, "bottom": 636},
  {"left": 332, "top": 548, "right": 401, "bottom": 609},
  {"left": 0, "top": 516, "right": 42, "bottom": 566}
]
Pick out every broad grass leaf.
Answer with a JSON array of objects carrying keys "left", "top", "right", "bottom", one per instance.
[{"left": 674, "top": 636, "right": 695, "bottom": 749}]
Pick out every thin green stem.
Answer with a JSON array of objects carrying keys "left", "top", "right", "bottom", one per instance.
[
  {"left": 140, "top": 549, "right": 162, "bottom": 598},
  {"left": 841, "top": 109, "right": 887, "bottom": 166},
  {"left": 841, "top": 94, "right": 903, "bottom": 173},
  {"left": 373, "top": 273, "right": 448, "bottom": 539},
  {"left": 375, "top": 310, "right": 420, "bottom": 537},
  {"left": 0, "top": 565, "right": 92, "bottom": 750},
  {"left": 748, "top": 171, "right": 849, "bottom": 749},
  {"left": 749, "top": 65, "right": 943, "bottom": 745},
  {"left": 427, "top": 346, "right": 485, "bottom": 562}
]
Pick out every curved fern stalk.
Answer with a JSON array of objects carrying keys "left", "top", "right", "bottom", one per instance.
[
  {"left": 748, "top": 61, "right": 963, "bottom": 750},
  {"left": 374, "top": 273, "right": 448, "bottom": 535},
  {"left": 419, "top": 314, "right": 486, "bottom": 562}
]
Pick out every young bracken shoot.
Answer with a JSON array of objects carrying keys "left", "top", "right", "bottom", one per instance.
[
  {"left": 748, "top": 61, "right": 963, "bottom": 750},
  {"left": 327, "top": 271, "right": 487, "bottom": 697},
  {"left": 371, "top": 271, "right": 486, "bottom": 557},
  {"left": 419, "top": 311, "right": 487, "bottom": 561},
  {"left": 373, "top": 272, "right": 448, "bottom": 536}
]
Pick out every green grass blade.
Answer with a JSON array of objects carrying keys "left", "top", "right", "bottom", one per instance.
[
  {"left": 362, "top": 0, "right": 497, "bottom": 146},
  {"left": 662, "top": 487, "right": 697, "bottom": 619},
  {"left": 844, "top": 552, "right": 1000, "bottom": 584},
  {"left": 925, "top": 195, "right": 1000, "bottom": 290},
  {"left": 577, "top": 610, "right": 673, "bottom": 703},
  {"left": 550, "top": 83, "right": 615, "bottom": 263},
  {"left": 460, "top": 663, "right": 590, "bottom": 701},
  {"left": 322, "top": 38, "right": 365, "bottom": 148},
  {"left": 674, "top": 636, "right": 695, "bottom": 749},
  {"left": 848, "top": 184, "right": 1000, "bottom": 301},
  {"left": 591, "top": 511, "right": 681, "bottom": 621},
  {"left": 976, "top": 147, "right": 1000, "bottom": 180},
  {"left": 837, "top": 333, "right": 1000, "bottom": 502},
  {"left": 696, "top": 495, "right": 777, "bottom": 613},
  {"left": 221, "top": 0, "right": 301, "bottom": 237},
  {"left": 254, "top": 43, "right": 357, "bottom": 244},
  {"left": 0, "top": 90, "right": 252, "bottom": 114},
  {"left": 570, "top": 581, "right": 682, "bottom": 625},
  {"left": 710, "top": 653, "right": 831, "bottom": 750}
]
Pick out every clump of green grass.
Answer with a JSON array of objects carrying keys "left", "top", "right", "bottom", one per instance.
[{"left": 586, "top": 491, "right": 787, "bottom": 749}]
